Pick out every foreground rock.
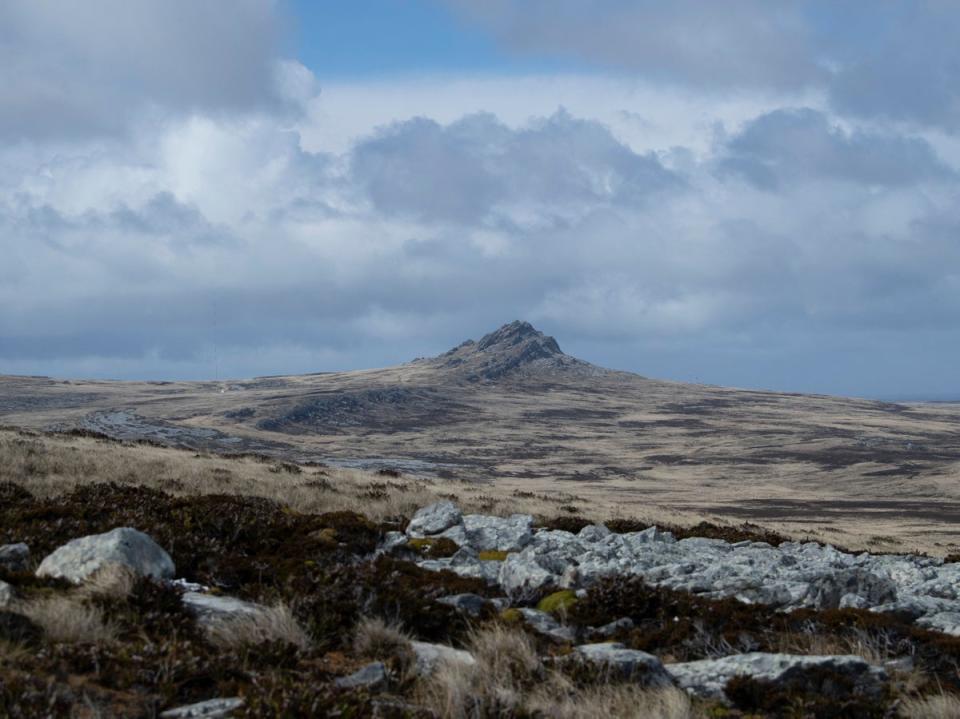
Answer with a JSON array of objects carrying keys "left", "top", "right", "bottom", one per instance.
[
  {"left": 0, "top": 543, "right": 30, "bottom": 573},
  {"left": 667, "top": 653, "right": 887, "bottom": 702},
  {"left": 36, "top": 528, "right": 175, "bottom": 584},
  {"left": 570, "top": 643, "right": 673, "bottom": 687},
  {"left": 414, "top": 503, "right": 960, "bottom": 635},
  {"left": 182, "top": 592, "right": 266, "bottom": 624},
  {"left": 159, "top": 697, "right": 244, "bottom": 718}
]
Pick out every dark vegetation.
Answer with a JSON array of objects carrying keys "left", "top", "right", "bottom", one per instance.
[{"left": 0, "top": 481, "right": 956, "bottom": 716}]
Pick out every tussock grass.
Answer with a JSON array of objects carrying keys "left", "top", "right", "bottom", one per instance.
[
  {"left": 205, "top": 603, "right": 310, "bottom": 650},
  {"left": 21, "top": 596, "right": 117, "bottom": 644},
  {"left": 899, "top": 692, "right": 960, "bottom": 719}
]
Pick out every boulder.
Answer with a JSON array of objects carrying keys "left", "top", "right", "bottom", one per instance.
[
  {"left": 441, "top": 514, "right": 534, "bottom": 552},
  {"left": 666, "top": 653, "right": 887, "bottom": 701},
  {"left": 0, "top": 543, "right": 29, "bottom": 573},
  {"left": 36, "top": 528, "right": 174, "bottom": 584},
  {"left": 498, "top": 553, "right": 555, "bottom": 597},
  {"left": 571, "top": 643, "right": 673, "bottom": 686},
  {"left": 160, "top": 697, "right": 244, "bottom": 718},
  {"left": 806, "top": 569, "right": 897, "bottom": 609},
  {"left": 588, "top": 617, "right": 634, "bottom": 639},
  {"left": 410, "top": 640, "right": 476, "bottom": 675},
  {"left": 335, "top": 662, "right": 388, "bottom": 690},
  {"left": 407, "top": 502, "right": 462, "bottom": 537}
]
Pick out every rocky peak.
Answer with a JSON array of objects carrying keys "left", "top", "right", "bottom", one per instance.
[{"left": 432, "top": 321, "right": 596, "bottom": 381}]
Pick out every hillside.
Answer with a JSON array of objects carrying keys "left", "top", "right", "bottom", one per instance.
[{"left": 1, "top": 321, "right": 959, "bottom": 552}]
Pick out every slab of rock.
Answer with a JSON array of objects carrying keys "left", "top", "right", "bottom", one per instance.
[
  {"left": 667, "top": 653, "right": 887, "bottom": 701},
  {"left": 588, "top": 617, "right": 634, "bottom": 639},
  {"left": 335, "top": 662, "right": 388, "bottom": 690},
  {"left": 182, "top": 592, "right": 265, "bottom": 623},
  {"left": 36, "top": 528, "right": 174, "bottom": 584},
  {"left": 407, "top": 502, "right": 462, "bottom": 537},
  {"left": 440, "top": 514, "right": 535, "bottom": 552},
  {"left": 571, "top": 643, "right": 673, "bottom": 687},
  {"left": 0, "top": 543, "right": 29, "bottom": 573},
  {"left": 410, "top": 640, "right": 476, "bottom": 676},
  {"left": 160, "top": 697, "right": 244, "bottom": 718}
]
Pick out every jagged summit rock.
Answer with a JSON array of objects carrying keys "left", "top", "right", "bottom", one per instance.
[{"left": 430, "top": 320, "right": 603, "bottom": 381}]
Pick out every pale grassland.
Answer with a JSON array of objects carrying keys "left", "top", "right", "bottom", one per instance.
[
  {"left": 0, "top": 428, "right": 709, "bottom": 529},
  {"left": 204, "top": 602, "right": 311, "bottom": 651},
  {"left": 899, "top": 692, "right": 960, "bottom": 719}
]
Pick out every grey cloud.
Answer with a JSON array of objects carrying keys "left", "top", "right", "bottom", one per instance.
[
  {"left": 351, "top": 110, "right": 679, "bottom": 223},
  {"left": 718, "top": 108, "right": 954, "bottom": 189},
  {"left": 444, "top": 0, "right": 821, "bottom": 91},
  {"left": 445, "top": 0, "right": 960, "bottom": 132},
  {"left": 0, "top": 0, "right": 287, "bottom": 140}
]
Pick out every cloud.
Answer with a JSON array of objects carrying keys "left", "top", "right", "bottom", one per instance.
[
  {"left": 717, "top": 108, "right": 955, "bottom": 189},
  {"left": 350, "top": 109, "right": 679, "bottom": 224},
  {"left": 0, "top": 0, "right": 293, "bottom": 140},
  {"left": 443, "top": 0, "right": 822, "bottom": 91},
  {"left": 443, "top": 0, "right": 960, "bottom": 133}
]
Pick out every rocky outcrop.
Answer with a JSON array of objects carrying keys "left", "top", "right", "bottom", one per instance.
[
  {"left": 666, "top": 653, "right": 887, "bottom": 702},
  {"left": 36, "top": 528, "right": 175, "bottom": 584},
  {"left": 0, "top": 543, "right": 29, "bottom": 573},
  {"left": 406, "top": 501, "right": 462, "bottom": 537},
  {"left": 414, "top": 504, "right": 960, "bottom": 636}
]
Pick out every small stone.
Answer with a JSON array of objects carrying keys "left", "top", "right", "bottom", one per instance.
[
  {"left": 335, "top": 662, "right": 387, "bottom": 690},
  {"left": 160, "top": 697, "right": 244, "bottom": 718},
  {"left": 0, "top": 580, "right": 13, "bottom": 609},
  {"left": 407, "top": 502, "right": 463, "bottom": 536},
  {"left": 182, "top": 592, "right": 265, "bottom": 624},
  {"left": 410, "top": 640, "right": 476, "bottom": 675},
  {"left": 518, "top": 608, "right": 575, "bottom": 643},
  {"left": 36, "top": 528, "right": 174, "bottom": 584},
  {"left": 0, "top": 543, "right": 30, "bottom": 573},
  {"left": 589, "top": 617, "right": 635, "bottom": 639}
]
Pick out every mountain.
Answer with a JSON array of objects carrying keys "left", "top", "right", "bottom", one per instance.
[{"left": 2, "top": 321, "right": 960, "bottom": 547}]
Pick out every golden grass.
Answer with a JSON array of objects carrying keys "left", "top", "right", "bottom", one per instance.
[
  {"left": 899, "top": 692, "right": 960, "bottom": 719},
  {"left": 21, "top": 596, "right": 117, "bottom": 644},
  {"left": 204, "top": 603, "right": 310, "bottom": 651}
]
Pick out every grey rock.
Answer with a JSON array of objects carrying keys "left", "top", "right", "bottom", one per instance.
[
  {"left": 440, "top": 513, "right": 534, "bottom": 552},
  {"left": 807, "top": 568, "right": 897, "bottom": 609},
  {"left": 518, "top": 608, "right": 575, "bottom": 643},
  {"left": 589, "top": 617, "right": 634, "bottom": 639},
  {"left": 572, "top": 643, "right": 673, "bottom": 687},
  {"left": 410, "top": 640, "right": 476, "bottom": 675},
  {"left": 36, "top": 528, "right": 174, "bottom": 584},
  {"left": 0, "top": 543, "right": 29, "bottom": 573},
  {"left": 160, "top": 697, "right": 244, "bottom": 718},
  {"left": 0, "top": 580, "right": 13, "bottom": 608},
  {"left": 407, "top": 502, "right": 462, "bottom": 536},
  {"left": 437, "top": 593, "right": 487, "bottom": 617},
  {"left": 379, "top": 531, "right": 408, "bottom": 554},
  {"left": 499, "top": 552, "right": 558, "bottom": 597},
  {"left": 182, "top": 592, "right": 265, "bottom": 624},
  {"left": 335, "top": 662, "right": 387, "bottom": 690},
  {"left": 917, "top": 611, "right": 960, "bottom": 636},
  {"left": 667, "top": 653, "right": 886, "bottom": 701}
]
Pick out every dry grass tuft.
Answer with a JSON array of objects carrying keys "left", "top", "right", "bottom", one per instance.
[
  {"left": 528, "top": 682, "right": 700, "bottom": 719},
  {"left": 354, "top": 616, "right": 415, "bottom": 672},
  {"left": 899, "top": 692, "right": 960, "bottom": 719},
  {"left": 21, "top": 596, "right": 117, "bottom": 644},
  {"left": 205, "top": 603, "right": 310, "bottom": 651}
]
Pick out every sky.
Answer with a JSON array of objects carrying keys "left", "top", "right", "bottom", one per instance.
[{"left": 1, "top": 1, "right": 959, "bottom": 399}]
